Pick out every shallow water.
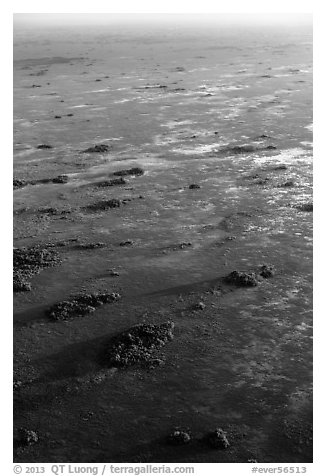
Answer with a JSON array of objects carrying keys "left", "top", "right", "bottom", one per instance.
[{"left": 13, "top": 21, "right": 312, "bottom": 463}]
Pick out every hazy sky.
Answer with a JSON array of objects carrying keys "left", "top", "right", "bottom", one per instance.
[{"left": 14, "top": 12, "right": 312, "bottom": 28}]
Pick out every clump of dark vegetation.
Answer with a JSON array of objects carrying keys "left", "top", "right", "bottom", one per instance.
[
  {"left": 13, "top": 271, "right": 32, "bottom": 292},
  {"left": 108, "top": 270, "right": 119, "bottom": 277},
  {"left": 204, "top": 428, "right": 230, "bottom": 449},
  {"left": 265, "top": 145, "right": 277, "bottom": 150},
  {"left": 13, "top": 246, "right": 61, "bottom": 292},
  {"left": 259, "top": 265, "right": 275, "bottom": 278},
  {"left": 52, "top": 175, "right": 69, "bottom": 184},
  {"left": 36, "top": 144, "right": 52, "bottom": 149},
  {"left": 76, "top": 242, "right": 106, "bottom": 250},
  {"left": 141, "top": 84, "right": 167, "bottom": 89},
  {"left": 47, "top": 292, "right": 121, "bottom": 321},
  {"left": 13, "top": 175, "right": 69, "bottom": 190},
  {"left": 13, "top": 179, "right": 28, "bottom": 189},
  {"left": 41, "top": 238, "right": 79, "bottom": 248},
  {"left": 214, "top": 235, "right": 237, "bottom": 247},
  {"left": 15, "top": 176, "right": 69, "bottom": 188},
  {"left": 161, "top": 242, "right": 192, "bottom": 254},
  {"left": 18, "top": 428, "right": 39, "bottom": 446},
  {"left": 273, "top": 165, "right": 288, "bottom": 170},
  {"left": 13, "top": 380, "right": 23, "bottom": 391},
  {"left": 225, "top": 144, "right": 257, "bottom": 154},
  {"left": 178, "top": 242, "right": 192, "bottom": 249},
  {"left": 13, "top": 246, "right": 57, "bottom": 268},
  {"left": 30, "top": 176, "right": 69, "bottom": 185},
  {"left": 193, "top": 301, "right": 206, "bottom": 310},
  {"left": 256, "top": 134, "right": 273, "bottom": 139},
  {"left": 167, "top": 428, "right": 192, "bottom": 445},
  {"left": 254, "top": 177, "right": 270, "bottom": 185},
  {"left": 96, "top": 177, "right": 127, "bottom": 187},
  {"left": 221, "top": 144, "right": 277, "bottom": 155},
  {"left": 278, "top": 180, "right": 295, "bottom": 188},
  {"left": 189, "top": 184, "right": 201, "bottom": 189},
  {"left": 295, "top": 202, "right": 313, "bottom": 212},
  {"left": 54, "top": 115, "right": 62, "bottom": 119},
  {"left": 86, "top": 199, "right": 121, "bottom": 211},
  {"left": 29, "top": 69, "right": 47, "bottom": 77},
  {"left": 120, "top": 240, "right": 134, "bottom": 247},
  {"left": 224, "top": 270, "right": 259, "bottom": 287},
  {"left": 37, "top": 207, "right": 71, "bottom": 216},
  {"left": 82, "top": 144, "right": 111, "bottom": 153},
  {"left": 113, "top": 167, "right": 144, "bottom": 177},
  {"left": 106, "top": 321, "right": 174, "bottom": 368}
]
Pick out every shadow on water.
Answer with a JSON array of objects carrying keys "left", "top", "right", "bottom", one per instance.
[
  {"left": 14, "top": 334, "right": 111, "bottom": 414},
  {"left": 142, "top": 276, "right": 225, "bottom": 298},
  {"left": 14, "top": 304, "right": 48, "bottom": 326},
  {"left": 93, "top": 435, "right": 232, "bottom": 463},
  {"left": 32, "top": 334, "right": 110, "bottom": 384}
]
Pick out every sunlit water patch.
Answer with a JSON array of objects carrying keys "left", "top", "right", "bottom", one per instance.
[
  {"left": 69, "top": 104, "right": 93, "bottom": 109},
  {"left": 172, "top": 143, "right": 221, "bottom": 155},
  {"left": 300, "top": 141, "right": 313, "bottom": 148},
  {"left": 253, "top": 148, "right": 311, "bottom": 165}
]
